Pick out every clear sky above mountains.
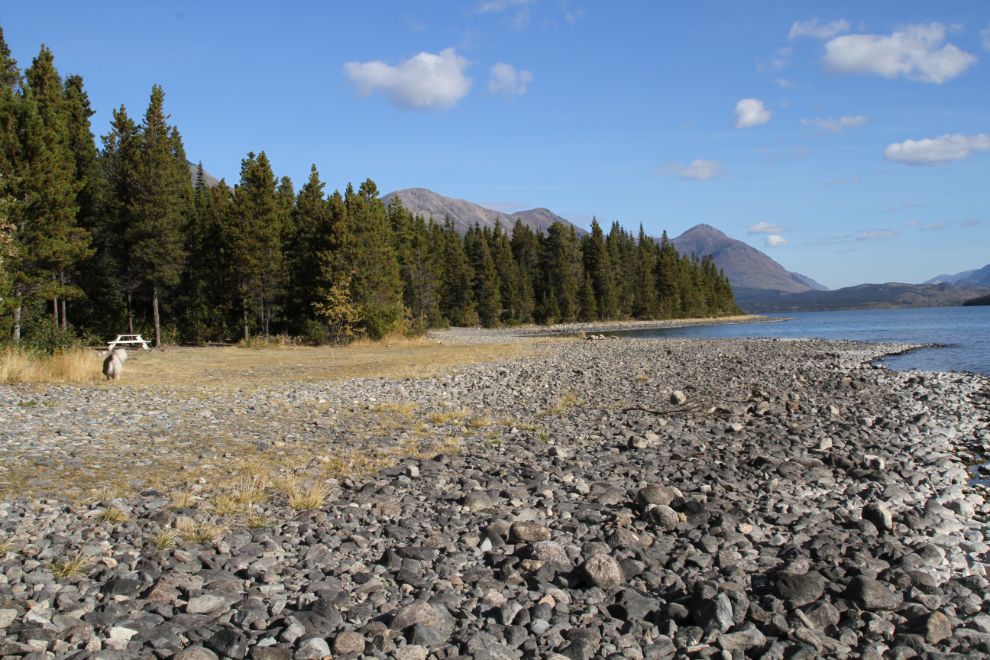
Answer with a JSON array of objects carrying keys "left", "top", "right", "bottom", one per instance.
[{"left": 5, "top": 1, "right": 989, "bottom": 289}]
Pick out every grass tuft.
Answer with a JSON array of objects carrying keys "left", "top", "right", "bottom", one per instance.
[
  {"left": 152, "top": 529, "right": 179, "bottom": 550},
  {"left": 466, "top": 415, "right": 493, "bottom": 428},
  {"left": 543, "top": 393, "right": 581, "bottom": 416},
  {"left": 210, "top": 493, "right": 242, "bottom": 516},
  {"left": 182, "top": 522, "right": 227, "bottom": 544},
  {"left": 167, "top": 491, "right": 196, "bottom": 510},
  {"left": 0, "top": 538, "right": 11, "bottom": 554},
  {"left": 287, "top": 482, "right": 330, "bottom": 511},
  {"left": 97, "top": 506, "right": 128, "bottom": 524},
  {"left": 373, "top": 402, "right": 418, "bottom": 416},
  {"left": 48, "top": 553, "right": 90, "bottom": 578},
  {"left": 247, "top": 513, "right": 269, "bottom": 529}
]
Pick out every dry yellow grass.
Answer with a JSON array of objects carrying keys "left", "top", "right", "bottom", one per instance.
[
  {"left": 0, "top": 347, "right": 102, "bottom": 384},
  {"left": 428, "top": 407, "right": 474, "bottom": 425},
  {"left": 466, "top": 415, "right": 493, "bottom": 428},
  {"left": 543, "top": 392, "right": 581, "bottom": 416},
  {"left": 112, "top": 339, "right": 538, "bottom": 390},
  {"left": 48, "top": 553, "right": 90, "bottom": 578}
]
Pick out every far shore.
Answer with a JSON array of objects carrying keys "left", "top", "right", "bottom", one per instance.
[{"left": 429, "top": 313, "right": 788, "bottom": 343}]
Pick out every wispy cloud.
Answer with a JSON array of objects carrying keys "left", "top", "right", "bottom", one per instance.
[
  {"left": 733, "top": 98, "right": 772, "bottom": 128},
  {"left": 963, "top": 219, "right": 983, "bottom": 227},
  {"left": 921, "top": 223, "right": 949, "bottom": 231},
  {"left": 765, "top": 235, "right": 789, "bottom": 247},
  {"left": 981, "top": 24, "right": 990, "bottom": 51},
  {"left": 773, "top": 77, "right": 795, "bottom": 88},
  {"left": 789, "top": 18, "right": 850, "bottom": 40},
  {"left": 821, "top": 23, "right": 976, "bottom": 84},
  {"left": 478, "top": 0, "right": 533, "bottom": 12},
  {"left": 655, "top": 160, "right": 727, "bottom": 180},
  {"left": 837, "top": 246, "right": 858, "bottom": 254},
  {"left": 884, "top": 133, "right": 990, "bottom": 165},
  {"left": 403, "top": 15, "right": 426, "bottom": 32},
  {"left": 488, "top": 63, "right": 532, "bottom": 97},
  {"left": 344, "top": 48, "right": 472, "bottom": 111},
  {"left": 478, "top": 0, "right": 534, "bottom": 30},
  {"left": 747, "top": 222, "right": 789, "bottom": 234},
  {"left": 757, "top": 47, "right": 792, "bottom": 73},
  {"left": 815, "top": 233, "right": 855, "bottom": 245},
  {"left": 564, "top": 9, "right": 585, "bottom": 24},
  {"left": 857, "top": 229, "right": 898, "bottom": 241},
  {"left": 905, "top": 220, "right": 920, "bottom": 226},
  {"left": 827, "top": 176, "right": 862, "bottom": 185},
  {"left": 794, "top": 147, "right": 808, "bottom": 157},
  {"left": 801, "top": 115, "right": 867, "bottom": 133}
]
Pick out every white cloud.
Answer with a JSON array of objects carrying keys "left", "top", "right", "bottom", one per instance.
[
  {"left": 733, "top": 98, "right": 772, "bottom": 129},
  {"left": 801, "top": 115, "right": 867, "bottom": 133},
  {"left": 765, "top": 235, "right": 789, "bottom": 247},
  {"left": 478, "top": 0, "right": 533, "bottom": 12},
  {"left": 757, "top": 47, "right": 792, "bottom": 73},
  {"left": 883, "top": 133, "right": 990, "bottom": 165},
  {"left": 981, "top": 25, "right": 990, "bottom": 51},
  {"left": 773, "top": 77, "right": 795, "bottom": 88},
  {"left": 856, "top": 229, "right": 898, "bottom": 241},
  {"left": 905, "top": 220, "right": 920, "bottom": 227},
  {"left": 655, "top": 160, "right": 727, "bottom": 180},
  {"left": 963, "top": 219, "right": 982, "bottom": 227},
  {"left": 748, "top": 222, "right": 789, "bottom": 234},
  {"left": 488, "top": 63, "right": 532, "bottom": 97},
  {"left": 344, "top": 48, "right": 472, "bottom": 111},
  {"left": 789, "top": 18, "right": 850, "bottom": 40},
  {"left": 821, "top": 23, "right": 977, "bottom": 84},
  {"left": 922, "top": 222, "right": 949, "bottom": 231},
  {"left": 565, "top": 9, "right": 584, "bottom": 24},
  {"left": 837, "top": 246, "right": 858, "bottom": 254}
]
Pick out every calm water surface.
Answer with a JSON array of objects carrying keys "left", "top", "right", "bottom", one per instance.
[{"left": 613, "top": 306, "right": 990, "bottom": 376}]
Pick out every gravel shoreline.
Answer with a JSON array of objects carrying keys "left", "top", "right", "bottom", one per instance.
[
  {"left": 2, "top": 336, "right": 989, "bottom": 660},
  {"left": 426, "top": 316, "right": 785, "bottom": 344}
]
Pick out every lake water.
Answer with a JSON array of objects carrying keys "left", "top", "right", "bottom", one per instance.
[{"left": 612, "top": 306, "right": 990, "bottom": 376}]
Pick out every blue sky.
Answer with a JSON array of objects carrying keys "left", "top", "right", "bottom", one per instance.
[{"left": 4, "top": 1, "right": 989, "bottom": 289}]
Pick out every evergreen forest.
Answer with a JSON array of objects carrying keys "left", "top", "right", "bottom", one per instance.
[{"left": 0, "top": 27, "right": 741, "bottom": 350}]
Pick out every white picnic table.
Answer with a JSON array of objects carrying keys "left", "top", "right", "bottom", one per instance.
[{"left": 107, "top": 334, "right": 150, "bottom": 351}]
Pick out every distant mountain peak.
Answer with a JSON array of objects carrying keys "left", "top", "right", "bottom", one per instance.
[
  {"left": 187, "top": 160, "right": 221, "bottom": 188},
  {"left": 382, "top": 188, "right": 587, "bottom": 236},
  {"left": 670, "top": 225, "right": 827, "bottom": 293}
]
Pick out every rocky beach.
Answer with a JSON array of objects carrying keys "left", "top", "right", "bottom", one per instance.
[{"left": 1, "top": 332, "right": 989, "bottom": 660}]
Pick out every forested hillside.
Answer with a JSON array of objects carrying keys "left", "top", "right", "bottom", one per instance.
[{"left": 0, "top": 27, "right": 741, "bottom": 348}]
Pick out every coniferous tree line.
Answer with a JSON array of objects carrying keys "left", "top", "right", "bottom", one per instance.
[{"left": 0, "top": 28, "right": 741, "bottom": 350}]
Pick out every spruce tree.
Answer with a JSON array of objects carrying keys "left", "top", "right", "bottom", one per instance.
[
  {"left": 287, "top": 164, "right": 330, "bottom": 327},
  {"left": 578, "top": 273, "right": 598, "bottom": 322},
  {"left": 342, "top": 179, "right": 403, "bottom": 338},
  {"left": 0, "top": 22, "right": 21, "bottom": 90},
  {"left": 466, "top": 224, "right": 501, "bottom": 327},
  {"left": 489, "top": 221, "right": 519, "bottom": 322},
  {"left": 125, "top": 85, "right": 192, "bottom": 347}
]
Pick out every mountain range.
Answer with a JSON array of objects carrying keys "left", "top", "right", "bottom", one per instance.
[
  {"left": 923, "top": 264, "right": 990, "bottom": 287},
  {"left": 185, "top": 172, "right": 984, "bottom": 313},
  {"left": 381, "top": 188, "right": 587, "bottom": 237}
]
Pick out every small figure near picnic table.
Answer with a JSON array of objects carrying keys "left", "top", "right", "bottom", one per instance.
[{"left": 103, "top": 348, "right": 128, "bottom": 381}]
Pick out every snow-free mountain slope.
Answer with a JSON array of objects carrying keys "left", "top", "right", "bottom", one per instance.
[
  {"left": 381, "top": 188, "right": 587, "bottom": 237},
  {"left": 670, "top": 224, "right": 827, "bottom": 293}
]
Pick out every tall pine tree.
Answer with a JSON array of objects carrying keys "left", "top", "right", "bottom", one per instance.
[{"left": 125, "top": 85, "right": 192, "bottom": 347}]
